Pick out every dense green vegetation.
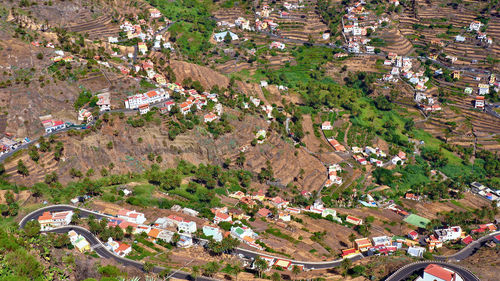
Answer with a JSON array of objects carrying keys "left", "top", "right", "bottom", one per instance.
[{"left": 148, "top": 0, "right": 215, "bottom": 62}]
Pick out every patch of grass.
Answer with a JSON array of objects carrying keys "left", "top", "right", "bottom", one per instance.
[{"left": 265, "top": 228, "right": 299, "bottom": 244}]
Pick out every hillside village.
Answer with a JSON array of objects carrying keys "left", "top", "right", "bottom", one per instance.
[{"left": 0, "top": 0, "right": 498, "bottom": 280}]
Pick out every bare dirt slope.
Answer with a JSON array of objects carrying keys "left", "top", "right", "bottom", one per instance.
[{"left": 170, "top": 60, "right": 230, "bottom": 90}]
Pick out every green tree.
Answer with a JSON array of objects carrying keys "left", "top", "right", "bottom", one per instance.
[
  {"left": 348, "top": 233, "right": 356, "bottom": 247},
  {"left": 191, "top": 266, "right": 200, "bottom": 281},
  {"left": 340, "top": 258, "right": 352, "bottom": 277},
  {"left": 44, "top": 172, "right": 58, "bottom": 184},
  {"left": 224, "top": 32, "right": 232, "bottom": 44},
  {"left": 52, "top": 233, "right": 70, "bottom": 248},
  {"left": 126, "top": 225, "right": 134, "bottom": 237},
  {"left": 17, "top": 160, "right": 29, "bottom": 176},
  {"left": 271, "top": 272, "right": 281, "bottom": 281},
  {"left": 254, "top": 257, "right": 268, "bottom": 278},
  {"left": 28, "top": 147, "right": 40, "bottom": 162},
  {"left": 236, "top": 152, "right": 246, "bottom": 167},
  {"left": 202, "top": 261, "right": 220, "bottom": 277},
  {"left": 24, "top": 220, "right": 41, "bottom": 238},
  {"left": 143, "top": 262, "right": 155, "bottom": 273}
]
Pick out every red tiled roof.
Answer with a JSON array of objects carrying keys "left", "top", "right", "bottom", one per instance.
[
  {"left": 117, "top": 209, "right": 132, "bottom": 216},
  {"left": 215, "top": 212, "right": 230, "bottom": 220},
  {"left": 145, "top": 90, "right": 158, "bottom": 98},
  {"left": 116, "top": 243, "right": 131, "bottom": 252},
  {"left": 342, "top": 248, "right": 357, "bottom": 256},
  {"left": 347, "top": 215, "right": 361, "bottom": 222},
  {"left": 38, "top": 212, "right": 52, "bottom": 221},
  {"left": 462, "top": 235, "right": 473, "bottom": 245},
  {"left": 167, "top": 215, "right": 184, "bottom": 222},
  {"left": 148, "top": 228, "right": 161, "bottom": 238},
  {"left": 424, "top": 264, "right": 457, "bottom": 281},
  {"left": 258, "top": 208, "right": 271, "bottom": 217}
]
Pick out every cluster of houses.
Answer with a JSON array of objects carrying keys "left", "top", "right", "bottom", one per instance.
[
  {"left": 244, "top": 96, "right": 273, "bottom": 120},
  {"left": 0, "top": 134, "right": 30, "bottom": 155},
  {"left": 343, "top": 1, "right": 389, "bottom": 53},
  {"left": 324, "top": 164, "right": 343, "bottom": 187},
  {"left": 470, "top": 182, "right": 500, "bottom": 207},
  {"left": 342, "top": 221, "right": 497, "bottom": 260},
  {"left": 106, "top": 206, "right": 202, "bottom": 249},
  {"left": 352, "top": 145, "right": 406, "bottom": 166},
  {"left": 116, "top": 9, "right": 172, "bottom": 50},
  {"left": 124, "top": 88, "right": 170, "bottom": 114},
  {"left": 321, "top": 121, "right": 347, "bottom": 152},
  {"left": 381, "top": 53, "right": 441, "bottom": 112},
  {"left": 465, "top": 74, "right": 497, "bottom": 109},
  {"left": 123, "top": 82, "right": 222, "bottom": 122},
  {"left": 467, "top": 20, "right": 493, "bottom": 46}
]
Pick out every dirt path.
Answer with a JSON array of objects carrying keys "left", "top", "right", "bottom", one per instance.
[{"left": 343, "top": 122, "right": 351, "bottom": 144}]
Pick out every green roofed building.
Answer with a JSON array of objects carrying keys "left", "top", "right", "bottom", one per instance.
[{"left": 404, "top": 214, "right": 430, "bottom": 228}]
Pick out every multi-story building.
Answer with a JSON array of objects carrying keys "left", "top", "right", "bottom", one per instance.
[{"left": 37, "top": 211, "right": 73, "bottom": 230}]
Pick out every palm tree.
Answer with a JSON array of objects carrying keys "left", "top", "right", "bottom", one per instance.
[
  {"left": 254, "top": 257, "right": 268, "bottom": 278},
  {"left": 229, "top": 262, "right": 242, "bottom": 281},
  {"left": 348, "top": 233, "right": 356, "bottom": 247}
]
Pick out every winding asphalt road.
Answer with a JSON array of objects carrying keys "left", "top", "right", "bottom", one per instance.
[
  {"left": 384, "top": 261, "right": 480, "bottom": 281},
  {"left": 435, "top": 230, "right": 500, "bottom": 262},
  {"left": 19, "top": 205, "right": 215, "bottom": 281},
  {"left": 47, "top": 226, "right": 215, "bottom": 280},
  {"left": 19, "top": 205, "right": 494, "bottom": 280}
]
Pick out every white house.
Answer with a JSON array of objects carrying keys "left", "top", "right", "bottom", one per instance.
[
  {"left": 214, "top": 31, "right": 239, "bottom": 42},
  {"left": 352, "top": 26, "right": 363, "bottom": 36},
  {"left": 322, "top": 121, "right": 333, "bottom": 130},
  {"left": 42, "top": 120, "right": 66, "bottom": 133},
  {"left": 371, "top": 236, "right": 391, "bottom": 247},
  {"left": 149, "top": 8, "right": 162, "bottom": 18},
  {"left": 469, "top": 21, "right": 483, "bottom": 32},
  {"left": 97, "top": 92, "right": 111, "bottom": 111},
  {"left": 204, "top": 112, "right": 218, "bottom": 123},
  {"left": 125, "top": 94, "right": 148, "bottom": 109},
  {"left": 177, "top": 235, "right": 193, "bottom": 248},
  {"left": 182, "top": 207, "right": 199, "bottom": 217},
  {"left": 108, "top": 37, "right": 119, "bottom": 43},
  {"left": 270, "top": 41, "right": 285, "bottom": 50},
  {"left": 178, "top": 221, "right": 197, "bottom": 234},
  {"left": 434, "top": 226, "right": 462, "bottom": 242},
  {"left": 407, "top": 246, "right": 425, "bottom": 257},
  {"left": 153, "top": 217, "right": 169, "bottom": 228},
  {"left": 475, "top": 96, "right": 485, "bottom": 109},
  {"left": 391, "top": 156, "right": 403, "bottom": 165},
  {"left": 117, "top": 209, "right": 147, "bottom": 224},
  {"left": 214, "top": 212, "right": 232, "bottom": 224},
  {"left": 38, "top": 211, "right": 73, "bottom": 230},
  {"left": 203, "top": 226, "right": 223, "bottom": 242},
  {"left": 478, "top": 84, "right": 489, "bottom": 95}
]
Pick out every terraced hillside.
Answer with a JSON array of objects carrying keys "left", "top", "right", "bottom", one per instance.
[
  {"left": 398, "top": 0, "right": 498, "bottom": 67},
  {"left": 417, "top": 94, "right": 500, "bottom": 152},
  {"left": 66, "top": 14, "right": 121, "bottom": 40},
  {"left": 377, "top": 27, "right": 413, "bottom": 55}
]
